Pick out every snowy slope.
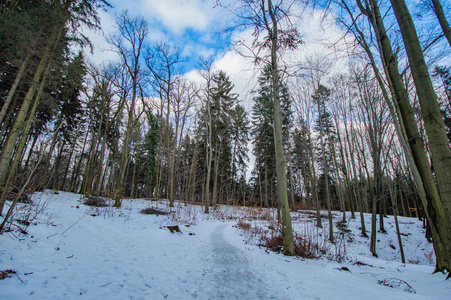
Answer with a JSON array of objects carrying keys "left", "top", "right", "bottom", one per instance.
[{"left": 0, "top": 190, "right": 449, "bottom": 299}]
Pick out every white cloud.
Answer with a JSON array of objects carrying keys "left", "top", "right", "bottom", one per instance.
[
  {"left": 79, "top": 10, "right": 119, "bottom": 64},
  {"left": 213, "top": 51, "right": 259, "bottom": 108},
  {"left": 139, "top": 0, "right": 216, "bottom": 34},
  {"left": 183, "top": 5, "right": 353, "bottom": 112}
]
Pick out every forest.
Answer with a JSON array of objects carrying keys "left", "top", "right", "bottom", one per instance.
[{"left": 0, "top": 0, "right": 451, "bottom": 280}]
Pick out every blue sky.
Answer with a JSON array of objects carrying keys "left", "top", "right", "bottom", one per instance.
[{"left": 85, "top": 0, "right": 233, "bottom": 73}]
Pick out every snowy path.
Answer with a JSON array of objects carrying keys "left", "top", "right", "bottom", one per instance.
[
  {"left": 1, "top": 193, "right": 449, "bottom": 299},
  {"left": 203, "top": 224, "right": 279, "bottom": 299}
]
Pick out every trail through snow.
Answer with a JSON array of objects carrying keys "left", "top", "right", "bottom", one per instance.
[
  {"left": 1, "top": 192, "right": 450, "bottom": 299},
  {"left": 204, "top": 224, "right": 277, "bottom": 299}
]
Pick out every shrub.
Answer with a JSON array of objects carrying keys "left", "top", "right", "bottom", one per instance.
[
  {"left": 140, "top": 207, "right": 170, "bottom": 215},
  {"left": 264, "top": 235, "right": 284, "bottom": 252},
  {"left": 0, "top": 270, "right": 16, "bottom": 280},
  {"left": 261, "top": 234, "right": 318, "bottom": 258},
  {"left": 377, "top": 278, "right": 416, "bottom": 294},
  {"left": 84, "top": 196, "right": 109, "bottom": 207},
  {"left": 7, "top": 191, "right": 32, "bottom": 204},
  {"left": 236, "top": 219, "right": 251, "bottom": 231}
]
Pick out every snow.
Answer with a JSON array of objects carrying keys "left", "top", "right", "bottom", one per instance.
[{"left": 1, "top": 190, "right": 449, "bottom": 299}]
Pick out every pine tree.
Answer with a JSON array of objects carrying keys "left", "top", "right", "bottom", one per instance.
[
  {"left": 230, "top": 103, "right": 250, "bottom": 203},
  {"left": 312, "top": 84, "right": 336, "bottom": 242},
  {"left": 251, "top": 65, "right": 292, "bottom": 208},
  {"left": 196, "top": 70, "right": 239, "bottom": 205},
  {"left": 145, "top": 111, "right": 160, "bottom": 198}
]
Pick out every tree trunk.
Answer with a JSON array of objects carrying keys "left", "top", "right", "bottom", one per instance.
[
  {"left": 348, "top": 123, "right": 367, "bottom": 236},
  {"left": 70, "top": 130, "right": 89, "bottom": 192},
  {"left": 212, "top": 140, "right": 222, "bottom": 207},
  {"left": 267, "top": 0, "right": 294, "bottom": 255},
  {"left": 288, "top": 160, "right": 296, "bottom": 210},
  {"left": 308, "top": 123, "right": 322, "bottom": 228},
  {"left": 0, "top": 66, "right": 49, "bottom": 215},
  {"left": 0, "top": 122, "right": 61, "bottom": 232},
  {"left": 369, "top": 179, "right": 378, "bottom": 258},
  {"left": 51, "top": 139, "right": 67, "bottom": 190},
  {"left": 93, "top": 98, "right": 112, "bottom": 195},
  {"left": 328, "top": 116, "right": 346, "bottom": 222},
  {"left": 0, "top": 53, "right": 30, "bottom": 126},
  {"left": 0, "top": 28, "right": 59, "bottom": 186},
  {"left": 391, "top": 175, "right": 406, "bottom": 264},
  {"left": 355, "top": 0, "right": 451, "bottom": 274},
  {"left": 187, "top": 139, "right": 199, "bottom": 204},
  {"left": 204, "top": 77, "right": 213, "bottom": 214},
  {"left": 23, "top": 132, "right": 39, "bottom": 170},
  {"left": 40, "top": 117, "right": 63, "bottom": 189},
  {"left": 389, "top": 0, "right": 451, "bottom": 274},
  {"left": 317, "top": 94, "right": 334, "bottom": 243},
  {"left": 61, "top": 141, "right": 76, "bottom": 191},
  {"left": 431, "top": 0, "right": 451, "bottom": 48},
  {"left": 335, "top": 112, "right": 355, "bottom": 219}
]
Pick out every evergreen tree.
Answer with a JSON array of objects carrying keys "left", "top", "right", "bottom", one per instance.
[
  {"left": 292, "top": 121, "right": 313, "bottom": 204},
  {"left": 251, "top": 64, "right": 292, "bottom": 208},
  {"left": 193, "top": 70, "right": 250, "bottom": 205},
  {"left": 230, "top": 103, "right": 250, "bottom": 203},
  {"left": 145, "top": 111, "right": 160, "bottom": 197},
  {"left": 312, "top": 83, "right": 336, "bottom": 242},
  {"left": 312, "top": 84, "right": 337, "bottom": 175},
  {"left": 210, "top": 70, "right": 236, "bottom": 181}
]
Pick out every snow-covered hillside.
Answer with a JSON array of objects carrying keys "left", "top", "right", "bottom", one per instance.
[{"left": 0, "top": 191, "right": 449, "bottom": 299}]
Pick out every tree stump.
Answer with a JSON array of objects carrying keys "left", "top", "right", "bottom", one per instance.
[{"left": 166, "top": 225, "right": 181, "bottom": 233}]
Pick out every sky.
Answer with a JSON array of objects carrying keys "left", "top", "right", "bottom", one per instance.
[
  {"left": 83, "top": 0, "right": 351, "bottom": 93},
  {"left": 84, "top": 0, "right": 233, "bottom": 73},
  {"left": 81, "top": 0, "right": 355, "bottom": 179},
  {"left": 84, "top": 0, "right": 451, "bottom": 93},
  {"left": 75, "top": 0, "right": 451, "bottom": 182}
]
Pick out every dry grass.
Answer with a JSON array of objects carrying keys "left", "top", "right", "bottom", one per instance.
[
  {"left": 240, "top": 207, "right": 273, "bottom": 221},
  {"left": 0, "top": 270, "right": 16, "bottom": 280},
  {"left": 236, "top": 219, "right": 252, "bottom": 231},
  {"left": 424, "top": 250, "right": 434, "bottom": 266},
  {"left": 261, "top": 234, "right": 319, "bottom": 258}
]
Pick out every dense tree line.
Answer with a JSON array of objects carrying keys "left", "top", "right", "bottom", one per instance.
[{"left": 0, "top": 0, "right": 450, "bottom": 276}]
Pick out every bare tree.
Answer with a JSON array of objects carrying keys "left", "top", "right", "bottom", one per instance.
[
  {"left": 227, "top": 0, "right": 298, "bottom": 255},
  {"left": 145, "top": 43, "right": 186, "bottom": 205},
  {"left": 107, "top": 11, "right": 148, "bottom": 208},
  {"left": 335, "top": 0, "right": 451, "bottom": 274},
  {"left": 390, "top": 0, "right": 451, "bottom": 274}
]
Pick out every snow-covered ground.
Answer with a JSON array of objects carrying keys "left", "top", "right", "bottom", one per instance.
[{"left": 0, "top": 190, "right": 449, "bottom": 299}]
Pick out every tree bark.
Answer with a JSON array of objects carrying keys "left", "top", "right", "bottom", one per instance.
[
  {"left": 354, "top": 0, "right": 451, "bottom": 274},
  {"left": 0, "top": 53, "right": 30, "bottom": 126},
  {"left": 0, "top": 28, "right": 59, "bottom": 187},
  {"left": 267, "top": 0, "right": 294, "bottom": 255},
  {"left": 390, "top": 0, "right": 451, "bottom": 274},
  {"left": 317, "top": 95, "right": 334, "bottom": 243},
  {"left": 0, "top": 64, "right": 50, "bottom": 215},
  {"left": 431, "top": 0, "right": 451, "bottom": 48}
]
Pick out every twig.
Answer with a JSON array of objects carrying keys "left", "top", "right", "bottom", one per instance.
[
  {"left": 15, "top": 272, "right": 24, "bottom": 283},
  {"left": 8, "top": 231, "right": 19, "bottom": 240},
  {"left": 100, "top": 282, "right": 111, "bottom": 287},
  {"left": 6, "top": 232, "right": 15, "bottom": 240},
  {"left": 47, "top": 233, "right": 58, "bottom": 239},
  {"left": 61, "top": 213, "right": 86, "bottom": 235}
]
